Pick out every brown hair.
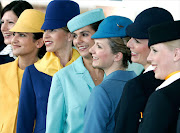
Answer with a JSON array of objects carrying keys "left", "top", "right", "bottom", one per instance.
[
  {"left": 61, "top": 26, "right": 70, "bottom": 33},
  {"left": 108, "top": 37, "right": 131, "bottom": 68}
]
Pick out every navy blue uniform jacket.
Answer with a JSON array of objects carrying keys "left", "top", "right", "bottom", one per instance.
[
  {"left": 138, "top": 79, "right": 180, "bottom": 133},
  {"left": 17, "top": 65, "right": 52, "bottom": 133},
  {"left": 114, "top": 71, "right": 163, "bottom": 133}
]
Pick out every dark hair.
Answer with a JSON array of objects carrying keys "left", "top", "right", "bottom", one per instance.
[
  {"left": 1, "top": 0, "right": 33, "bottom": 19},
  {"left": 0, "top": 2, "right": 4, "bottom": 46},
  {"left": 0, "top": 2, "right": 2, "bottom": 18},
  {"left": 90, "top": 20, "right": 103, "bottom": 32},
  {"left": 33, "top": 33, "right": 46, "bottom": 59},
  {"left": 108, "top": 37, "right": 132, "bottom": 68}
]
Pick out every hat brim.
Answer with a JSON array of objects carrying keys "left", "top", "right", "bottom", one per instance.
[
  {"left": 41, "top": 20, "right": 67, "bottom": 30},
  {"left": 126, "top": 23, "right": 149, "bottom": 39},
  {"left": 92, "top": 31, "right": 126, "bottom": 39},
  {"left": 10, "top": 23, "right": 44, "bottom": 33}
]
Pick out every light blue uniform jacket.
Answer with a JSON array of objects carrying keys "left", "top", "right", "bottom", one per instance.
[{"left": 46, "top": 56, "right": 102, "bottom": 133}]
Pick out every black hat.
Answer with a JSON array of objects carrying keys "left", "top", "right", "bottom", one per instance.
[
  {"left": 126, "top": 7, "right": 174, "bottom": 39},
  {"left": 148, "top": 20, "right": 180, "bottom": 47}
]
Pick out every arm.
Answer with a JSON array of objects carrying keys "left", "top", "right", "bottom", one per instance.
[
  {"left": 45, "top": 73, "right": 66, "bottom": 133},
  {"left": 84, "top": 86, "right": 111, "bottom": 133},
  {"left": 16, "top": 67, "right": 36, "bottom": 133}
]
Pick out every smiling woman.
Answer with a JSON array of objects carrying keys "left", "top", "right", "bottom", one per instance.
[
  {"left": 83, "top": 15, "right": 136, "bottom": 133},
  {"left": 0, "top": 0, "right": 33, "bottom": 64},
  {"left": 138, "top": 20, "right": 180, "bottom": 133},
  {"left": 0, "top": 9, "right": 45, "bottom": 133},
  {"left": 15, "top": 1, "right": 81, "bottom": 133},
  {"left": 114, "top": 7, "right": 173, "bottom": 133},
  {"left": 45, "top": 8, "right": 105, "bottom": 133}
]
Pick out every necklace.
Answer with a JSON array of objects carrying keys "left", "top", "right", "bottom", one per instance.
[{"left": 94, "top": 78, "right": 97, "bottom": 81}]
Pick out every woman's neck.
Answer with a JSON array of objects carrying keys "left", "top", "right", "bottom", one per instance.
[
  {"left": 143, "top": 62, "right": 151, "bottom": 70},
  {"left": 83, "top": 57, "right": 104, "bottom": 86},
  {"left": 54, "top": 46, "right": 72, "bottom": 67},
  {"left": 104, "top": 65, "right": 125, "bottom": 76},
  {"left": 18, "top": 55, "right": 39, "bottom": 70}
]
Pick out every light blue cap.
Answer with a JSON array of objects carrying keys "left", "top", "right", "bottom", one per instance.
[
  {"left": 92, "top": 15, "right": 133, "bottom": 39},
  {"left": 67, "top": 8, "right": 105, "bottom": 32}
]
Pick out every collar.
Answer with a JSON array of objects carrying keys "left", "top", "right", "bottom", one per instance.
[
  {"left": 34, "top": 48, "right": 80, "bottom": 76},
  {"left": 0, "top": 44, "right": 17, "bottom": 59},
  {"left": 143, "top": 65, "right": 154, "bottom": 74},
  {"left": 104, "top": 70, "right": 136, "bottom": 81},
  {"left": 156, "top": 72, "right": 180, "bottom": 91},
  {"left": 165, "top": 71, "right": 180, "bottom": 80}
]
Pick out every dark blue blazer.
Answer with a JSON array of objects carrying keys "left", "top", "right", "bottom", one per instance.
[
  {"left": 138, "top": 79, "right": 180, "bottom": 133},
  {"left": 177, "top": 113, "right": 180, "bottom": 133},
  {"left": 114, "top": 70, "right": 163, "bottom": 133},
  {"left": 0, "top": 54, "right": 14, "bottom": 65},
  {"left": 17, "top": 64, "right": 52, "bottom": 133},
  {"left": 0, "top": 40, "right": 14, "bottom": 64},
  {"left": 0, "top": 27, "right": 14, "bottom": 65}
]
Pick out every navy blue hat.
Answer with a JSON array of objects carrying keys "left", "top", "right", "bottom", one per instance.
[
  {"left": 41, "top": 0, "right": 80, "bottom": 30},
  {"left": 148, "top": 20, "right": 180, "bottom": 47},
  {"left": 91, "top": 15, "right": 133, "bottom": 39},
  {"left": 126, "top": 7, "right": 174, "bottom": 39}
]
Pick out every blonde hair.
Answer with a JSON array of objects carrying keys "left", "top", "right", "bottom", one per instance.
[{"left": 163, "top": 39, "right": 180, "bottom": 51}]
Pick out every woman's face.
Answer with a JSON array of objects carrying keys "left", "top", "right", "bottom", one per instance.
[
  {"left": 147, "top": 43, "right": 175, "bottom": 80},
  {"left": 73, "top": 25, "right": 95, "bottom": 58},
  {"left": 11, "top": 32, "right": 39, "bottom": 57},
  {"left": 89, "top": 38, "right": 115, "bottom": 72},
  {"left": 127, "top": 38, "right": 150, "bottom": 66},
  {"left": 1, "top": 10, "right": 18, "bottom": 44},
  {"left": 43, "top": 28, "right": 70, "bottom": 52}
]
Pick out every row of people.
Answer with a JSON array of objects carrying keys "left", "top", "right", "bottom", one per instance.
[{"left": 0, "top": 0, "right": 179, "bottom": 133}]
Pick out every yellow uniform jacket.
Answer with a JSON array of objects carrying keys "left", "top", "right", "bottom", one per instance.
[{"left": 0, "top": 59, "right": 20, "bottom": 133}]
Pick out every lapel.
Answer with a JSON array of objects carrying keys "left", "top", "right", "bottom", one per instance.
[
  {"left": 2, "top": 59, "right": 19, "bottom": 97},
  {"left": 73, "top": 57, "right": 95, "bottom": 91},
  {"left": 156, "top": 72, "right": 180, "bottom": 91}
]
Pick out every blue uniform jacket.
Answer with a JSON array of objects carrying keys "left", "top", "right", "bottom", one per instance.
[
  {"left": 114, "top": 71, "right": 163, "bottom": 133},
  {"left": 16, "top": 50, "right": 80, "bottom": 133},
  {"left": 17, "top": 65, "right": 52, "bottom": 133},
  {"left": 84, "top": 70, "right": 136, "bottom": 133},
  {"left": 46, "top": 56, "right": 104, "bottom": 133},
  {"left": 138, "top": 78, "right": 180, "bottom": 133}
]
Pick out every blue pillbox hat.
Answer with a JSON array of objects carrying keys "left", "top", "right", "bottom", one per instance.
[
  {"left": 148, "top": 20, "right": 180, "bottom": 47},
  {"left": 41, "top": 0, "right": 80, "bottom": 30},
  {"left": 91, "top": 15, "right": 133, "bottom": 39},
  {"left": 67, "top": 8, "right": 105, "bottom": 32},
  {"left": 126, "top": 7, "right": 174, "bottom": 39}
]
